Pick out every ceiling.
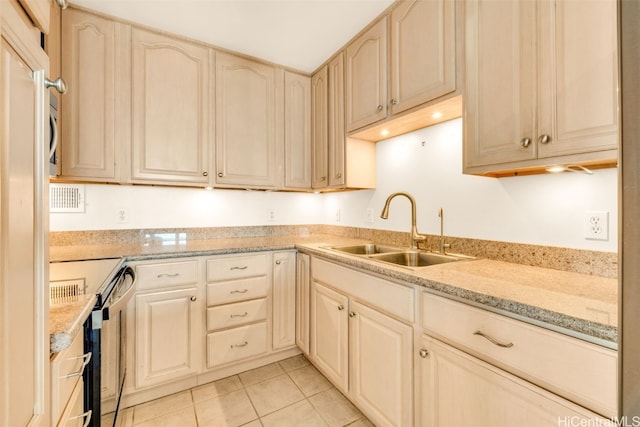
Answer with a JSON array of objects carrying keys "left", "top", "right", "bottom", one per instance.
[{"left": 70, "top": 0, "right": 395, "bottom": 73}]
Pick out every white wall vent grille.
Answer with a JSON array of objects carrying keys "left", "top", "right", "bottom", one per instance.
[
  {"left": 50, "top": 184, "right": 85, "bottom": 213},
  {"left": 50, "top": 279, "right": 86, "bottom": 305}
]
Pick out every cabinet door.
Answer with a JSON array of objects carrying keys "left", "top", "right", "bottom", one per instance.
[
  {"left": 135, "top": 288, "right": 200, "bottom": 389},
  {"left": 328, "top": 53, "right": 346, "bottom": 188},
  {"left": 390, "top": 0, "right": 456, "bottom": 115},
  {"left": 216, "top": 52, "right": 282, "bottom": 188},
  {"left": 61, "top": 9, "right": 127, "bottom": 181},
  {"left": 463, "top": 0, "right": 537, "bottom": 168},
  {"left": 349, "top": 301, "right": 413, "bottom": 427},
  {"left": 295, "top": 252, "right": 311, "bottom": 355},
  {"left": 272, "top": 251, "right": 296, "bottom": 350},
  {"left": 311, "top": 65, "right": 328, "bottom": 188},
  {"left": 418, "top": 335, "right": 605, "bottom": 427},
  {"left": 310, "top": 281, "right": 349, "bottom": 392},
  {"left": 18, "top": 0, "right": 49, "bottom": 34},
  {"left": 0, "top": 7, "right": 49, "bottom": 425},
  {"left": 537, "top": 0, "right": 618, "bottom": 158},
  {"left": 131, "top": 28, "right": 211, "bottom": 185},
  {"left": 345, "top": 17, "right": 388, "bottom": 132},
  {"left": 284, "top": 71, "right": 311, "bottom": 189}
]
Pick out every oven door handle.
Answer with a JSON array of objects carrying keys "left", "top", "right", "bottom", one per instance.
[{"left": 104, "top": 268, "right": 136, "bottom": 318}]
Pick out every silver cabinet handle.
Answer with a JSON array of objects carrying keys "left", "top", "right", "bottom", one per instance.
[
  {"left": 538, "top": 134, "right": 551, "bottom": 144},
  {"left": 419, "top": 349, "right": 429, "bottom": 358},
  {"left": 377, "top": 104, "right": 384, "bottom": 111},
  {"left": 337, "top": 304, "right": 345, "bottom": 311},
  {"left": 230, "top": 341, "right": 248, "bottom": 348},
  {"left": 69, "top": 410, "right": 92, "bottom": 427},
  {"left": 157, "top": 273, "right": 180, "bottom": 278},
  {"left": 520, "top": 137, "right": 531, "bottom": 148},
  {"left": 390, "top": 99, "right": 398, "bottom": 105},
  {"left": 349, "top": 311, "right": 356, "bottom": 318},
  {"left": 218, "top": 172, "right": 223, "bottom": 177},
  {"left": 473, "top": 331, "right": 514, "bottom": 348},
  {"left": 63, "top": 352, "right": 92, "bottom": 378},
  {"left": 230, "top": 289, "right": 248, "bottom": 294},
  {"left": 49, "top": 113, "right": 58, "bottom": 162},
  {"left": 275, "top": 260, "right": 282, "bottom": 265},
  {"left": 190, "top": 296, "right": 197, "bottom": 302},
  {"left": 54, "top": 0, "right": 69, "bottom": 9},
  {"left": 335, "top": 172, "right": 342, "bottom": 178},
  {"left": 202, "top": 171, "right": 208, "bottom": 177},
  {"left": 230, "top": 266, "right": 248, "bottom": 270},
  {"left": 45, "top": 77, "right": 68, "bottom": 95},
  {"left": 320, "top": 176, "right": 326, "bottom": 181},
  {"left": 230, "top": 312, "right": 248, "bottom": 318}
]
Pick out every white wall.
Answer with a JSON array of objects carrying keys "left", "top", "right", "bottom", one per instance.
[{"left": 51, "top": 118, "right": 618, "bottom": 252}]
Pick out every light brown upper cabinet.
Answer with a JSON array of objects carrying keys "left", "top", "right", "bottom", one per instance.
[
  {"left": 215, "top": 52, "right": 283, "bottom": 189},
  {"left": 327, "top": 54, "right": 346, "bottom": 188},
  {"left": 389, "top": 0, "right": 456, "bottom": 116},
  {"left": 345, "top": 18, "right": 388, "bottom": 132},
  {"left": 311, "top": 65, "right": 329, "bottom": 189},
  {"left": 131, "top": 28, "right": 212, "bottom": 185},
  {"left": 284, "top": 71, "right": 311, "bottom": 190},
  {"left": 60, "top": 8, "right": 128, "bottom": 182},
  {"left": 463, "top": 0, "right": 619, "bottom": 176}
]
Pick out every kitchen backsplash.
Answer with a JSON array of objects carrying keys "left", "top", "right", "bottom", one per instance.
[{"left": 50, "top": 224, "right": 617, "bottom": 279}]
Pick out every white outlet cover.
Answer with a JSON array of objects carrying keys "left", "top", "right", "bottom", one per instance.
[{"left": 584, "top": 211, "right": 609, "bottom": 241}]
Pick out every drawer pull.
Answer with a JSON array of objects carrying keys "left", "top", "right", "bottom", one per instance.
[
  {"left": 230, "top": 312, "right": 248, "bottom": 318},
  {"left": 63, "top": 352, "right": 92, "bottom": 378},
  {"left": 419, "top": 349, "right": 429, "bottom": 358},
  {"left": 473, "top": 331, "right": 514, "bottom": 348},
  {"left": 230, "top": 266, "right": 248, "bottom": 270},
  {"left": 230, "top": 289, "right": 249, "bottom": 294},
  {"left": 157, "top": 273, "right": 180, "bottom": 278},
  {"left": 69, "top": 409, "right": 92, "bottom": 427},
  {"left": 231, "top": 341, "right": 249, "bottom": 349}
]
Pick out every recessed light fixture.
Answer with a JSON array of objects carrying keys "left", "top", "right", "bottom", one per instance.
[
  {"left": 545, "top": 165, "right": 566, "bottom": 173},
  {"left": 380, "top": 129, "right": 389, "bottom": 136},
  {"left": 432, "top": 111, "right": 443, "bottom": 119},
  {"left": 545, "top": 164, "right": 594, "bottom": 175},
  {"left": 204, "top": 186, "right": 213, "bottom": 191}
]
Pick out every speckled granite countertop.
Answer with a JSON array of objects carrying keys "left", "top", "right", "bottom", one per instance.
[
  {"left": 49, "top": 294, "right": 96, "bottom": 353},
  {"left": 49, "top": 233, "right": 618, "bottom": 352}
]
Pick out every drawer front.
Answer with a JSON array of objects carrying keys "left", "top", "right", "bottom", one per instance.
[
  {"left": 51, "top": 331, "right": 90, "bottom": 424},
  {"left": 207, "top": 322, "right": 268, "bottom": 367},
  {"left": 207, "top": 253, "right": 269, "bottom": 282},
  {"left": 136, "top": 260, "right": 199, "bottom": 290},
  {"left": 422, "top": 292, "right": 617, "bottom": 417},
  {"left": 207, "top": 276, "right": 269, "bottom": 306},
  {"left": 207, "top": 298, "right": 267, "bottom": 331},
  {"left": 312, "top": 257, "right": 414, "bottom": 322}
]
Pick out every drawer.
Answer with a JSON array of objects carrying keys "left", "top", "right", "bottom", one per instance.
[
  {"left": 207, "top": 322, "right": 268, "bottom": 367},
  {"left": 207, "top": 298, "right": 267, "bottom": 331},
  {"left": 422, "top": 292, "right": 617, "bottom": 417},
  {"left": 207, "top": 276, "right": 269, "bottom": 306},
  {"left": 312, "top": 257, "right": 414, "bottom": 323},
  {"left": 57, "top": 379, "right": 90, "bottom": 426},
  {"left": 136, "top": 260, "right": 199, "bottom": 290},
  {"left": 207, "top": 253, "right": 269, "bottom": 282},
  {"left": 50, "top": 331, "right": 91, "bottom": 424}
]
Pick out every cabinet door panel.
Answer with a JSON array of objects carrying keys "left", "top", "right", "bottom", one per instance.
[
  {"left": 135, "top": 288, "right": 200, "bottom": 388},
  {"left": 390, "top": 0, "right": 456, "bottom": 115},
  {"left": 463, "top": 0, "right": 536, "bottom": 168},
  {"left": 61, "top": 9, "right": 124, "bottom": 181},
  {"left": 216, "top": 52, "right": 281, "bottom": 188},
  {"left": 310, "top": 281, "right": 349, "bottom": 392},
  {"left": 284, "top": 71, "right": 311, "bottom": 189},
  {"left": 345, "top": 17, "right": 388, "bottom": 132},
  {"left": 350, "top": 301, "right": 413, "bottom": 427},
  {"left": 295, "top": 253, "right": 311, "bottom": 354},
  {"left": 132, "top": 29, "right": 210, "bottom": 184},
  {"left": 272, "top": 251, "right": 296, "bottom": 350},
  {"left": 537, "top": 0, "right": 618, "bottom": 158},
  {"left": 311, "top": 66, "right": 328, "bottom": 188},
  {"left": 328, "top": 53, "right": 346, "bottom": 187},
  {"left": 419, "top": 336, "right": 606, "bottom": 426}
]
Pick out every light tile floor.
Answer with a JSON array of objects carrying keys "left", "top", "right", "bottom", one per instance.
[{"left": 102, "top": 355, "right": 374, "bottom": 427}]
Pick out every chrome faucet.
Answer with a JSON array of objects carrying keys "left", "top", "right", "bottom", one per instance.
[
  {"left": 380, "top": 192, "right": 427, "bottom": 249},
  {"left": 438, "top": 208, "right": 451, "bottom": 254}
]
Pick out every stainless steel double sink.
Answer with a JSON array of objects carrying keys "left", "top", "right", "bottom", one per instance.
[{"left": 324, "top": 243, "right": 475, "bottom": 270}]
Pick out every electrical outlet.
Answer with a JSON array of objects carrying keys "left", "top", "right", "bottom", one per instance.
[
  {"left": 267, "top": 209, "right": 276, "bottom": 222},
  {"left": 117, "top": 208, "right": 128, "bottom": 223},
  {"left": 366, "top": 208, "right": 375, "bottom": 224},
  {"left": 584, "top": 211, "right": 609, "bottom": 240},
  {"left": 335, "top": 209, "right": 341, "bottom": 223}
]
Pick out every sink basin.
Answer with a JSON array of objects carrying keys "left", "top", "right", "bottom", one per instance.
[
  {"left": 325, "top": 244, "right": 403, "bottom": 255},
  {"left": 368, "top": 251, "right": 472, "bottom": 268}
]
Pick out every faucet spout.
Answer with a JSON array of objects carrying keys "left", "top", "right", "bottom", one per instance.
[{"left": 380, "top": 192, "right": 427, "bottom": 249}]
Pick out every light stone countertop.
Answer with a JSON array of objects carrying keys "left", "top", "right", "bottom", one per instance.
[
  {"left": 49, "top": 294, "right": 96, "bottom": 354},
  {"left": 49, "top": 233, "right": 618, "bottom": 352}
]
